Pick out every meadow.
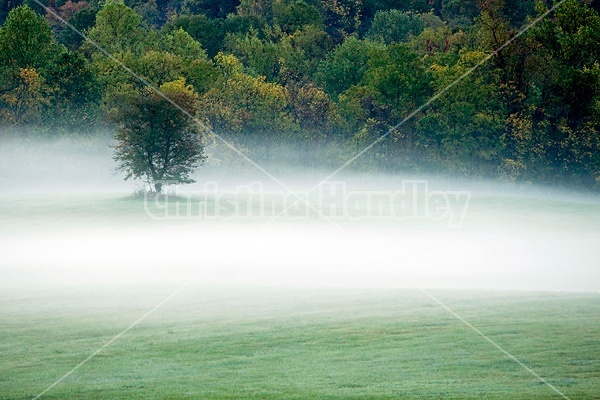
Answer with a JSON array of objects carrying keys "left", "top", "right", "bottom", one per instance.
[
  {"left": 1, "top": 191, "right": 599, "bottom": 399},
  {"left": 1, "top": 285, "right": 599, "bottom": 399}
]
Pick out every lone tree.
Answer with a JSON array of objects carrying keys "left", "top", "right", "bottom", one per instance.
[{"left": 112, "top": 79, "right": 206, "bottom": 193}]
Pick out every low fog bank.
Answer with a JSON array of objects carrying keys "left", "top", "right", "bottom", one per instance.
[
  {"left": 1, "top": 223, "right": 599, "bottom": 293},
  {"left": 1, "top": 134, "right": 599, "bottom": 294},
  {"left": 0, "top": 133, "right": 129, "bottom": 195},
  {"left": 1, "top": 134, "right": 598, "bottom": 204}
]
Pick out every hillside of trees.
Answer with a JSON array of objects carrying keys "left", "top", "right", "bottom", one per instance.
[{"left": 0, "top": 0, "right": 599, "bottom": 188}]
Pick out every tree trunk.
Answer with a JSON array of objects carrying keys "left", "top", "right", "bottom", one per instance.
[{"left": 154, "top": 182, "right": 163, "bottom": 193}]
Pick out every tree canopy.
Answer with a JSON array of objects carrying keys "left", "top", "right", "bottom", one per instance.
[
  {"left": 112, "top": 79, "right": 207, "bottom": 192},
  {"left": 0, "top": 0, "right": 599, "bottom": 188}
]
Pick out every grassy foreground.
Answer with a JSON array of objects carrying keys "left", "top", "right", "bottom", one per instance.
[{"left": 1, "top": 286, "right": 599, "bottom": 399}]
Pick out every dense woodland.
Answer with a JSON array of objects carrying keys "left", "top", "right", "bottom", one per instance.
[{"left": 0, "top": 0, "right": 599, "bottom": 187}]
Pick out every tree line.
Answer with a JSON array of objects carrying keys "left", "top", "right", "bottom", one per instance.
[{"left": 0, "top": 0, "right": 599, "bottom": 188}]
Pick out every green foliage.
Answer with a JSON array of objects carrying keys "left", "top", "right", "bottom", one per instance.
[
  {"left": 316, "top": 37, "right": 383, "bottom": 98},
  {"left": 524, "top": 0, "right": 600, "bottom": 184},
  {"left": 56, "top": 6, "right": 99, "bottom": 50},
  {"left": 112, "top": 79, "right": 206, "bottom": 192},
  {"left": 321, "top": 0, "right": 363, "bottom": 43},
  {"left": 130, "top": 50, "right": 186, "bottom": 86},
  {"left": 164, "top": 14, "right": 223, "bottom": 58},
  {"left": 419, "top": 12, "right": 446, "bottom": 29},
  {"left": 161, "top": 27, "right": 207, "bottom": 60},
  {"left": 410, "top": 25, "right": 464, "bottom": 57},
  {"left": 501, "top": 0, "right": 536, "bottom": 27},
  {"left": 237, "top": 0, "right": 275, "bottom": 22},
  {"left": 130, "top": 0, "right": 161, "bottom": 27},
  {"left": 85, "top": 0, "right": 147, "bottom": 54},
  {"left": 0, "top": 5, "right": 100, "bottom": 130},
  {"left": 221, "top": 13, "right": 268, "bottom": 39},
  {"left": 0, "top": 5, "right": 57, "bottom": 69},
  {"left": 0, "top": 67, "right": 52, "bottom": 125},
  {"left": 200, "top": 53, "right": 291, "bottom": 136},
  {"left": 365, "top": 10, "right": 425, "bottom": 44},
  {"left": 273, "top": 0, "right": 322, "bottom": 33},
  {"left": 375, "top": 0, "right": 431, "bottom": 13},
  {"left": 0, "top": 0, "right": 599, "bottom": 188},
  {"left": 362, "top": 43, "right": 430, "bottom": 118},
  {"left": 287, "top": 25, "right": 333, "bottom": 79},
  {"left": 183, "top": 58, "right": 218, "bottom": 93},
  {"left": 439, "top": 0, "right": 480, "bottom": 28},
  {"left": 416, "top": 50, "right": 505, "bottom": 174},
  {"left": 224, "top": 31, "right": 283, "bottom": 81},
  {"left": 333, "top": 43, "right": 430, "bottom": 166},
  {"left": 288, "top": 82, "right": 341, "bottom": 138},
  {"left": 184, "top": 0, "right": 240, "bottom": 19},
  {"left": 43, "top": 50, "right": 101, "bottom": 128}
]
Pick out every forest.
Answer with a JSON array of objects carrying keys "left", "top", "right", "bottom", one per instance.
[{"left": 0, "top": 0, "right": 599, "bottom": 188}]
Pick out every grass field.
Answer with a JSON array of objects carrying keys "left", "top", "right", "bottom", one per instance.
[
  {"left": 1, "top": 286, "right": 599, "bottom": 399},
  {"left": 1, "top": 192, "right": 599, "bottom": 399}
]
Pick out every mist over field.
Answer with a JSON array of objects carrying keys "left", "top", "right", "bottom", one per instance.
[
  {"left": 1, "top": 134, "right": 599, "bottom": 294},
  {"left": 2, "top": 134, "right": 599, "bottom": 398},
  {"left": 2, "top": 0, "right": 600, "bottom": 398},
  {"left": 0, "top": 133, "right": 125, "bottom": 194}
]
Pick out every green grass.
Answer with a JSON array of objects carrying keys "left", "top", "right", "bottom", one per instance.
[
  {"left": 1, "top": 287, "right": 599, "bottom": 399},
  {"left": 1, "top": 194, "right": 599, "bottom": 398}
]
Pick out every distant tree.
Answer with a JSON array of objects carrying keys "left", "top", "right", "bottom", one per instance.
[
  {"left": 410, "top": 25, "right": 462, "bottom": 57},
  {"left": 116, "top": 30, "right": 205, "bottom": 88},
  {"left": 440, "top": 0, "right": 479, "bottom": 28},
  {"left": 157, "top": 28, "right": 215, "bottom": 92},
  {"left": 112, "top": 79, "right": 206, "bottom": 192},
  {"left": 236, "top": 0, "right": 275, "bottom": 22},
  {"left": 224, "top": 31, "right": 282, "bottom": 81},
  {"left": 288, "top": 82, "right": 340, "bottom": 140},
  {"left": 373, "top": 0, "right": 431, "bottom": 13},
  {"left": 92, "top": 25, "right": 212, "bottom": 116},
  {"left": 199, "top": 53, "right": 291, "bottom": 138},
  {"left": 321, "top": 0, "right": 363, "bottom": 43},
  {"left": 45, "top": 0, "right": 90, "bottom": 30},
  {"left": 130, "top": 50, "right": 185, "bottom": 86},
  {"left": 362, "top": 43, "right": 430, "bottom": 119},
  {"left": 85, "top": 0, "right": 147, "bottom": 54},
  {"left": 316, "top": 37, "right": 383, "bottom": 98},
  {"left": 418, "top": 12, "right": 446, "bottom": 29},
  {"left": 43, "top": 50, "right": 101, "bottom": 128},
  {"left": 221, "top": 14, "right": 267, "bottom": 38},
  {"left": 441, "top": 0, "right": 534, "bottom": 28},
  {"left": 160, "top": 27, "right": 207, "bottom": 60},
  {"left": 287, "top": 25, "right": 333, "bottom": 79},
  {"left": 185, "top": 0, "right": 240, "bottom": 19},
  {"left": 164, "top": 14, "right": 223, "bottom": 57},
  {"left": 273, "top": 0, "right": 322, "bottom": 34},
  {"left": 0, "top": 5, "right": 98, "bottom": 129},
  {"left": 365, "top": 10, "right": 425, "bottom": 44},
  {"left": 56, "top": 5, "right": 99, "bottom": 49},
  {"left": 129, "top": 0, "right": 162, "bottom": 27},
  {"left": 0, "top": 5, "right": 58, "bottom": 69},
  {"left": 338, "top": 42, "right": 430, "bottom": 162},
  {"left": 416, "top": 49, "right": 504, "bottom": 176},
  {"left": 525, "top": 0, "right": 600, "bottom": 184},
  {"left": 0, "top": 67, "right": 51, "bottom": 125}
]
